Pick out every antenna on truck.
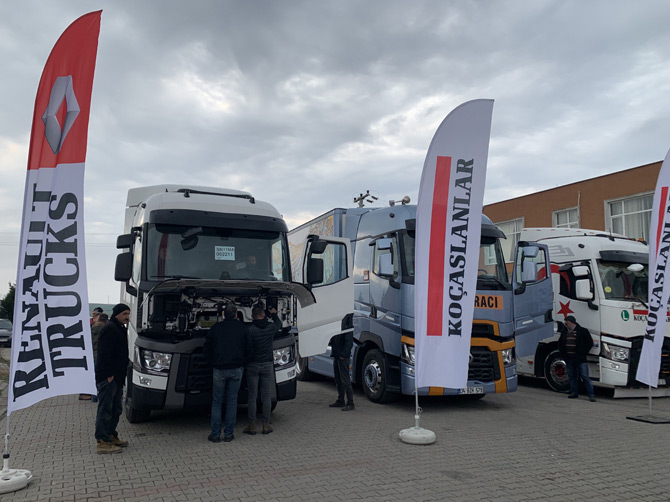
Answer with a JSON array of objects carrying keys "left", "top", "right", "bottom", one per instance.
[{"left": 353, "top": 190, "right": 378, "bottom": 207}]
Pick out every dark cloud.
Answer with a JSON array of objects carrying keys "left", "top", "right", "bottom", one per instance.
[{"left": 1, "top": 0, "right": 669, "bottom": 300}]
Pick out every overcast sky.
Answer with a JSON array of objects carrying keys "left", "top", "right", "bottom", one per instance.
[{"left": 1, "top": 0, "right": 669, "bottom": 303}]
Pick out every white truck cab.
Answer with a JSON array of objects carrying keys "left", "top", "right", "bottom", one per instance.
[{"left": 519, "top": 227, "right": 670, "bottom": 397}]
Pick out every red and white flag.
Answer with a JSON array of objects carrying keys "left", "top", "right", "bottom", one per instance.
[
  {"left": 415, "top": 100, "right": 493, "bottom": 389},
  {"left": 8, "top": 11, "right": 102, "bottom": 415},
  {"left": 637, "top": 148, "right": 670, "bottom": 387}
]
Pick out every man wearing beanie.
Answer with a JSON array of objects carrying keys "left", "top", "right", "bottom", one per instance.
[{"left": 94, "top": 303, "right": 131, "bottom": 454}]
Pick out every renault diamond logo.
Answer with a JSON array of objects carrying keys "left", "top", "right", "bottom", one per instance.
[{"left": 42, "top": 75, "right": 80, "bottom": 154}]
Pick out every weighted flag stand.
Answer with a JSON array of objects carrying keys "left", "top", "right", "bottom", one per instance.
[
  {"left": 626, "top": 385, "right": 670, "bottom": 424},
  {"left": 0, "top": 420, "right": 32, "bottom": 494},
  {"left": 399, "top": 380, "right": 436, "bottom": 445}
]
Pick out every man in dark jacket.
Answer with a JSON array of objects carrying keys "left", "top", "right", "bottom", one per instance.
[
  {"left": 329, "top": 331, "right": 355, "bottom": 411},
  {"left": 204, "top": 303, "right": 250, "bottom": 443},
  {"left": 94, "top": 303, "right": 131, "bottom": 454},
  {"left": 558, "top": 315, "right": 596, "bottom": 401},
  {"left": 243, "top": 304, "right": 281, "bottom": 435}
]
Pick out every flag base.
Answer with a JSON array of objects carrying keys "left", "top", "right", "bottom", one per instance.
[
  {"left": 0, "top": 457, "right": 32, "bottom": 494},
  {"left": 626, "top": 415, "right": 670, "bottom": 424},
  {"left": 399, "top": 426, "right": 436, "bottom": 445}
]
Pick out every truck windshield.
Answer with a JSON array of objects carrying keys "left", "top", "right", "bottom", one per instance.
[
  {"left": 400, "top": 233, "right": 509, "bottom": 289},
  {"left": 597, "top": 260, "right": 648, "bottom": 302},
  {"left": 145, "top": 224, "right": 290, "bottom": 282}
]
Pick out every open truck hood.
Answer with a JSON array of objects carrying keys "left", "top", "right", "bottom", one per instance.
[{"left": 147, "top": 278, "right": 316, "bottom": 307}]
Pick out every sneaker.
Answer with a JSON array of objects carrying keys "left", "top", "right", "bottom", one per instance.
[
  {"left": 262, "top": 423, "right": 273, "bottom": 435},
  {"left": 207, "top": 434, "right": 221, "bottom": 443},
  {"left": 96, "top": 440, "right": 122, "bottom": 454},
  {"left": 329, "top": 400, "right": 345, "bottom": 408},
  {"left": 568, "top": 394, "right": 578, "bottom": 399},
  {"left": 342, "top": 403, "right": 355, "bottom": 411},
  {"left": 110, "top": 435, "right": 129, "bottom": 447},
  {"left": 223, "top": 435, "right": 234, "bottom": 442},
  {"left": 243, "top": 423, "right": 257, "bottom": 435},
  {"left": 589, "top": 396, "right": 597, "bottom": 402}
]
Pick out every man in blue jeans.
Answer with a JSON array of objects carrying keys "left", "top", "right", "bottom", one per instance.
[
  {"left": 205, "top": 303, "right": 251, "bottom": 442},
  {"left": 244, "top": 304, "right": 281, "bottom": 435},
  {"left": 558, "top": 315, "right": 596, "bottom": 402},
  {"left": 95, "top": 304, "right": 131, "bottom": 454}
]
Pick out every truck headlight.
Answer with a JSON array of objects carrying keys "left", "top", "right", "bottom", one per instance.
[
  {"left": 273, "top": 346, "right": 295, "bottom": 367},
  {"left": 135, "top": 347, "right": 172, "bottom": 375},
  {"left": 401, "top": 343, "right": 415, "bottom": 365},
  {"left": 502, "top": 348, "right": 515, "bottom": 367},
  {"left": 601, "top": 342, "right": 629, "bottom": 363}
]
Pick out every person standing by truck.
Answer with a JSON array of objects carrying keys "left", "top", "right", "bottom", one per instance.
[
  {"left": 558, "top": 315, "right": 596, "bottom": 402},
  {"left": 204, "top": 304, "right": 250, "bottom": 443},
  {"left": 329, "top": 332, "right": 355, "bottom": 411},
  {"left": 244, "top": 304, "right": 281, "bottom": 435},
  {"left": 94, "top": 304, "right": 131, "bottom": 454}
]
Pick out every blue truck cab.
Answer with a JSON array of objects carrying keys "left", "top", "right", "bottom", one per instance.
[{"left": 289, "top": 204, "right": 552, "bottom": 403}]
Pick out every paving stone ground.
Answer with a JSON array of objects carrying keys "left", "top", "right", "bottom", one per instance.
[{"left": 1, "top": 355, "right": 669, "bottom": 501}]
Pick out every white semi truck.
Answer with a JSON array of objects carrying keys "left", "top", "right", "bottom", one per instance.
[
  {"left": 518, "top": 227, "right": 670, "bottom": 397},
  {"left": 114, "top": 185, "right": 350, "bottom": 421}
]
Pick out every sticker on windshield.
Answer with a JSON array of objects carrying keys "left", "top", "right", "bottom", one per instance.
[
  {"left": 604, "top": 286, "right": 612, "bottom": 293},
  {"left": 215, "top": 246, "right": 235, "bottom": 261}
]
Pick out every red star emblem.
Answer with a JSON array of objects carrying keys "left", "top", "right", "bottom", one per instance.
[{"left": 557, "top": 300, "right": 574, "bottom": 317}]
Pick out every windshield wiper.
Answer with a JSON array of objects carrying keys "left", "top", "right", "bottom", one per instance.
[
  {"left": 151, "top": 275, "right": 201, "bottom": 280},
  {"left": 605, "top": 295, "right": 649, "bottom": 308}
]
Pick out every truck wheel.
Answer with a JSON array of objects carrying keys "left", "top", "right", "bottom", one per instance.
[
  {"left": 362, "top": 349, "right": 397, "bottom": 403},
  {"left": 544, "top": 349, "right": 570, "bottom": 392},
  {"left": 295, "top": 349, "right": 312, "bottom": 381}
]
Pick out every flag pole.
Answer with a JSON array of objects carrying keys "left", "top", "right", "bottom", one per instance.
[
  {"left": 399, "top": 364, "right": 436, "bottom": 445},
  {"left": 0, "top": 415, "right": 32, "bottom": 494}
]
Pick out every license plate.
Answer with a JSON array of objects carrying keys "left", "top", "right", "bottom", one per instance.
[{"left": 458, "top": 387, "right": 483, "bottom": 395}]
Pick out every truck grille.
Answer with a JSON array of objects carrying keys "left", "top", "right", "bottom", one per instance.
[
  {"left": 468, "top": 347, "right": 500, "bottom": 382},
  {"left": 175, "top": 348, "right": 212, "bottom": 392},
  {"left": 629, "top": 338, "right": 670, "bottom": 387}
]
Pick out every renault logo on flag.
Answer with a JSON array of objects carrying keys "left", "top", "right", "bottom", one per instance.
[{"left": 42, "top": 75, "right": 80, "bottom": 154}]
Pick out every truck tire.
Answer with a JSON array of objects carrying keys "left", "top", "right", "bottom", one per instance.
[
  {"left": 544, "top": 349, "right": 570, "bottom": 392},
  {"left": 362, "top": 349, "right": 397, "bottom": 403}
]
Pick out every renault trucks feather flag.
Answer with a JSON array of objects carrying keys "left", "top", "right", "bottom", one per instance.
[
  {"left": 8, "top": 11, "right": 101, "bottom": 415},
  {"left": 415, "top": 99, "right": 493, "bottom": 389},
  {"left": 636, "top": 148, "right": 670, "bottom": 387}
]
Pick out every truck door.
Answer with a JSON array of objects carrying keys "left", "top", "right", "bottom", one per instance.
[
  {"left": 368, "top": 236, "right": 402, "bottom": 346},
  {"left": 512, "top": 243, "right": 553, "bottom": 360},
  {"left": 297, "top": 236, "right": 354, "bottom": 357}
]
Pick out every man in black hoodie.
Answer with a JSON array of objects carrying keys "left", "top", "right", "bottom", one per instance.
[
  {"left": 204, "top": 303, "right": 250, "bottom": 442},
  {"left": 243, "top": 304, "right": 281, "bottom": 435},
  {"left": 94, "top": 303, "right": 130, "bottom": 454}
]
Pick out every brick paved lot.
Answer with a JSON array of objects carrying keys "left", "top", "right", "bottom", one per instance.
[{"left": 1, "top": 371, "right": 669, "bottom": 502}]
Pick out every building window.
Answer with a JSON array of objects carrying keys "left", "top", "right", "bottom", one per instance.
[
  {"left": 495, "top": 218, "right": 523, "bottom": 263},
  {"left": 553, "top": 207, "right": 579, "bottom": 228},
  {"left": 607, "top": 193, "right": 652, "bottom": 241}
]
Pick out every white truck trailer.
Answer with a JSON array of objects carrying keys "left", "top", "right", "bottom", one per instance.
[
  {"left": 518, "top": 227, "right": 670, "bottom": 397},
  {"left": 114, "top": 185, "right": 349, "bottom": 421}
]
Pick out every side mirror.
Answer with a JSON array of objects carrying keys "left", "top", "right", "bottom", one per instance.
[
  {"left": 575, "top": 279, "right": 592, "bottom": 300},
  {"left": 376, "top": 238, "right": 393, "bottom": 251},
  {"left": 378, "top": 253, "right": 394, "bottom": 277},
  {"left": 521, "top": 245, "right": 539, "bottom": 258},
  {"left": 572, "top": 265, "right": 589, "bottom": 278},
  {"left": 521, "top": 262, "right": 538, "bottom": 283},
  {"left": 116, "top": 234, "right": 134, "bottom": 250},
  {"left": 306, "top": 258, "right": 324, "bottom": 285},
  {"left": 115, "top": 252, "right": 133, "bottom": 282},
  {"left": 309, "top": 240, "right": 328, "bottom": 255}
]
